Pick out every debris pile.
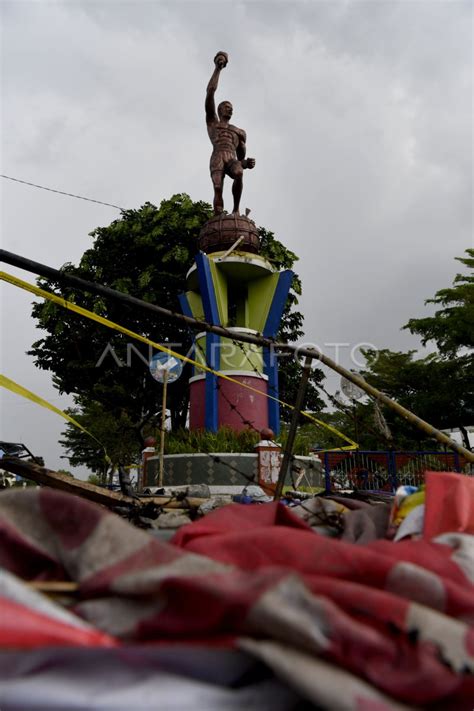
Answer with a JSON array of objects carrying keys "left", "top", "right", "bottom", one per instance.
[{"left": 0, "top": 467, "right": 473, "bottom": 709}]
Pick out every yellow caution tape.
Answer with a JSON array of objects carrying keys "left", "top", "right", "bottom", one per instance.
[
  {"left": 0, "top": 373, "right": 111, "bottom": 463},
  {"left": 192, "top": 343, "right": 358, "bottom": 451},
  {"left": 0, "top": 271, "right": 358, "bottom": 452}
]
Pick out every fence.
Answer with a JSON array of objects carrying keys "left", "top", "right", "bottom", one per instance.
[{"left": 321, "top": 450, "right": 471, "bottom": 493}]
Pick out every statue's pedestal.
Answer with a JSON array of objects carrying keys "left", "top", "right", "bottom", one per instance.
[
  {"left": 179, "top": 213, "right": 294, "bottom": 435},
  {"left": 189, "top": 371, "right": 268, "bottom": 432},
  {"left": 199, "top": 213, "right": 259, "bottom": 254}
]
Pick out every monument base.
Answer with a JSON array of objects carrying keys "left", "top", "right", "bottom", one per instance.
[
  {"left": 198, "top": 213, "right": 260, "bottom": 254},
  {"left": 142, "top": 453, "right": 324, "bottom": 489},
  {"left": 189, "top": 372, "right": 268, "bottom": 432}
]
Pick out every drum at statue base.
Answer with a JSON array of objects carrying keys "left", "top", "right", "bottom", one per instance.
[
  {"left": 198, "top": 213, "right": 260, "bottom": 254},
  {"left": 189, "top": 372, "right": 268, "bottom": 432}
]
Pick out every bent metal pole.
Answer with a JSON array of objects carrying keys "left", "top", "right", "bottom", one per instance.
[
  {"left": 274, "top": 354, "right": 314, "bottom": 501},
  {"left": 1, "top": 248, "right": 473, "bottom": 463}
]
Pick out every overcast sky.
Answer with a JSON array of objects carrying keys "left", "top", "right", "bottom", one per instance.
[{"left": 1, "top": 0, "right": 472, "bottom": 475}]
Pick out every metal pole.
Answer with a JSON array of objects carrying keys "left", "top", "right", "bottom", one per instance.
[
  {"left": 274, "top": 354, "right": 314, "bottom": 500},
  {"left": 353, "top": 403, "right": 359, "bottom": 445},
  {"left": 2, "top": 249, "right": 473, "bottom": 463},
  {"left": 388, "top": 451, "right": 398, "bottom": 492},
  {"left": 453, "top": 451, "right": 461, "bottom": 473},
  {"left": 159, "top": 369, "right": 168, "bottom": 488},
  {"left": 324, "top": 452, "right": 331, "bottom": 493}
]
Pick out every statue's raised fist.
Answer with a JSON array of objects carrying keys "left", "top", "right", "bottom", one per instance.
[{"left": 214, "top": 51, "right": 228, "bottom": 69}]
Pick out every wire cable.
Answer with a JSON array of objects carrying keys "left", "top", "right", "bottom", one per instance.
[{"left": 1, "top": 175, "right": 125, "bottom": 211}]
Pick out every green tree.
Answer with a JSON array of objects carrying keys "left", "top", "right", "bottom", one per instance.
[
  {"left": 315, "top": 250, "right": 474, "bottom": 451},
  {"left": 306, "top": 352, "right": 473, "bottom": 452},
  {"left": 87, "top": 473, "right": 101, "bottom": 486},
  {"left": 404, "top": 249, "right": 474, "bottom": 355},
  {"left": 59, "top": 398, "right": 142, "bottom": 482},
  {"left": 402, "top": 249, "right": 474, "bottom": 447},
  {"left": 358, "top": 349, "right": 474, "bottom": 449},
  {"left": 30, "top": 195, "right": 210, "bottom": 435},
  {"left": 30, "top": 194, "right": 324, "bottom": 468},
  {"left": 277, "top": 356, "right": 327, "bottom": 424}
]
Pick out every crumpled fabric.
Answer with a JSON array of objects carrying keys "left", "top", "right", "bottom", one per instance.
[
  {"left": 286, "top": 495, "right": 391, "bottom": 544},
  {"left": 1, "top": 484, "right": 474, "bottom": 709},
  {"left": 424, "top": 471, "right": 474, "bottom": 538},
  {"left": 341, "top": 502, "right": 392, "bottom": 544},
  {"left": 0, "top": 643, "right": 302, "bottom": 711},
  {"left": 286, "top": 496, "right": 348, "bottom": 537}
]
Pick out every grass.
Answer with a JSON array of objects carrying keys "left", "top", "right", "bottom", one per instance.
[
  {"left": 164, "top": 424, "right": 325, "bottom": 456},
  {"left": 165, "top": 427, "right": 261, "bottom": 454}
]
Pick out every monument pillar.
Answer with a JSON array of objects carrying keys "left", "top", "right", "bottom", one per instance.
[{"left": 179, "top": 215, "right": 293, "bottom": 434}]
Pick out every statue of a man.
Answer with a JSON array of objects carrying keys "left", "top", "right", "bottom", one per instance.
[{"left": 206, "top": 51, "right": 255, "bottom": 215}]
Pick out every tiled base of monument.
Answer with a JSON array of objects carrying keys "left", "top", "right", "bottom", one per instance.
[
  {"left": 144, "top": 453, "right": 324, "bottom": 488},
  {"left": 145, "top": 453, "right": 257, "bottom": 487}
]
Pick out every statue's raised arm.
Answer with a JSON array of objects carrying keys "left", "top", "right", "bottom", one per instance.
[
  {"left": 205, "top": 51, "right": 228, "bottom": 125},
  {"left": 205, "top": 51, "right": 255, "bottom": 215}
]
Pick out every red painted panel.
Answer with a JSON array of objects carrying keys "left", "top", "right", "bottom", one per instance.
[
  {"left": 218, "top": 375, "right": 268, "bottom": 432},
  {"left": 189, "top": 375, "right": 268, "bottom": 432},
  {"left": 189, "top": 379, "right": 206, "bottom": 430}
]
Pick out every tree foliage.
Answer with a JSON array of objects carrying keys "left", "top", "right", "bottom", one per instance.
[
  {"left": 401, "top": 249, "right": 474, "bottom": 447},
  {"left": 30, "top": 194, "right": 324, "bottom": 468},
  {"left": 404, "top": 249, "right": 474, "bottom": 356},
  {"left": 30, "top": 195, "right": 210, "bottom": 436},
  {"left": 312, "top": 250, "right": 474, "bottom": 451},
  {"left": 277, "top": 356, "right": 326, "bottom": 424},
  {"left": 308, "top": 354, "right": 473, "bottom": 452},
  {"left": 59, "top": 398, "right": 142, "bottom": 481},
  {"left": 360, "top": 349, "right": 473, "bottom": 449}
]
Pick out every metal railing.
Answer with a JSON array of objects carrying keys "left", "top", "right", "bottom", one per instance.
[{"left": 321, "top": 450, "right": 471, "bottom": 493}]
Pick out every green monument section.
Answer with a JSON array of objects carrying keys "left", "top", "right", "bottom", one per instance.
[{"left": 180, "top": 242, "right": 293, "bottom": 434}]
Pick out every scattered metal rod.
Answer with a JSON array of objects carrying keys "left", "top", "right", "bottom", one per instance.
[
  {"left": 0, "top": 458, "right": 207, "bottom": 510},
  {"left": 27, "top": 581, "right": 79, "bottom": 595},
  {"left": 217, "top": 234, "right": 244, "bottom": 260},
  {"left": 1, "top": 458, "right": 138, "bottom": 507},
  {"left": 0, "top": 249, "right": 270, "bottom": 347},
  {"left": 274, "top": 354, "right": 314, "bottom": 500},
  {"left": 1, "top": 249, "right": 473, "bottom": 462}
]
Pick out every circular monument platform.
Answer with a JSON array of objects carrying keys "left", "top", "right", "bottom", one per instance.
[{"left": 198, "top": 213, "right": 260, "bottom": 254}]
